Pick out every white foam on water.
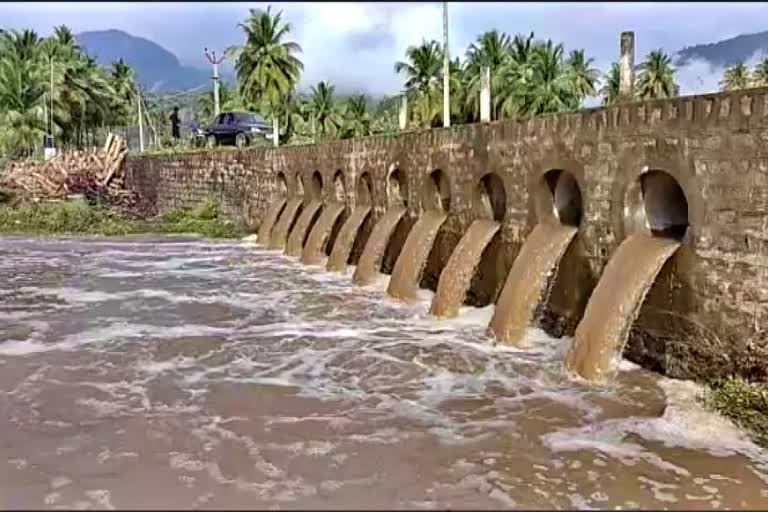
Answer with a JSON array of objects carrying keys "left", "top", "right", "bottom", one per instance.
[
  {"left": 0, "top": 339, "right": 56, "bottom": 356},
  {"left": 541, "top": 375, "right": 768, "bottom": 475},
  {"left": 241, "top": 234, "right": 260, "bottom": 244}
]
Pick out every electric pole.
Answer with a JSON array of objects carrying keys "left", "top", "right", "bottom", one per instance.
[
  {"left": 137, "top": 89, "right": 144, "bottom": 153},
  {"left": 442, "top": 1, "right": 450, "bottom": 128},
  {"left": 204, "top": 48, "right": 225, "bottom": 118}
]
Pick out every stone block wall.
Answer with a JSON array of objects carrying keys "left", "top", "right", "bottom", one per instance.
[{"left": 125, "top": 87, "right": 768, "bottom": 382}]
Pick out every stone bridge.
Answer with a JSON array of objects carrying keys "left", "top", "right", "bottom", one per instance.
[{"left": 126, "top": 87, "right": 768, "bottom": 382}]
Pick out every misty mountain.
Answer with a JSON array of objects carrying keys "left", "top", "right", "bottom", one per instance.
[
  {"left": 675, "top": 30, "right": 768, "bottom": 68},
  {"left": 76, "top": 29, "right": 233, "bottom": 92}
]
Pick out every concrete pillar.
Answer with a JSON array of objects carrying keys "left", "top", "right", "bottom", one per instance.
[
  {"left": 398, "top": 95, "right": 408, "bottom": 131},
  {"left": 619, "top": 31, "right": 635, "bottom": 101},
  {"left": 480, "top": 66, "right": 491, "bottom": 123}
]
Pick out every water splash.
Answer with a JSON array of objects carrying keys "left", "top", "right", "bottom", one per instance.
[
  {"left": 430, "top": 219, "right": 500, "bottom": 318},
  {"left": 565, "top": 234, "right": 680, "bottom": 382},
  {"left": 489, "top": 223, "right": 577, "bottom": 347}
]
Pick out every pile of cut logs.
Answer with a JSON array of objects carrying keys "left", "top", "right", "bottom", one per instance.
[{"left": 0, "top": 133, "right": 136, "bottom": 207}]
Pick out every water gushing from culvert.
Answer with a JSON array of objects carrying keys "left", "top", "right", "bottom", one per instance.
[
  {"left": 565, "top": 234, "right": 681, "bottom": 383},
  {"left": 430, "top": 219, "right": 500, "bottom": 318},
  {"left": 387, "top": 210, "right": 447, "bottom": 301},
  {"left": 352, "top": 207, "right": 406, "bottom": 285},
  {"left": 286, "top": 200, "right": 322, "bottom": 257},
  {"left": 257, "top": 199, "right": 287, "bottom": 244},
  {"left": 488, "top": 223, "right": 578, "bottom": 346},
  {"left": 301, "top": 203, "right": 346, "bottom": 266},
  {"left": 327, "top": 206, "right": 372, "bottom": 273},
  {"left": 268, "top": 198, "right": 303, "bottom": 250}
]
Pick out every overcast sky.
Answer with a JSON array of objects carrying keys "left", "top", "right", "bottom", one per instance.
[{"left": 3, "top": 2, "right": 767, "bottom": 97}]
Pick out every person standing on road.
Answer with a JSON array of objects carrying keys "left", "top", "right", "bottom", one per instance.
[{"left": 170, "top": 106, "right": 181, "bottom": 139}]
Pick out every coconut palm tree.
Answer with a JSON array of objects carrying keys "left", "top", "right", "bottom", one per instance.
[
  {"left": 566, "top": 49, "right": 600, "bottom": 102},
  {"left": 720, "top": 62, "right": 751, "bottom": 91},
  {"left": 340, "top": 94, "right": 371, "bottom": 139},
  {"left": 751, "top": 58, "right": 768, "bottom": 87},
  {"left": 307, "top": 81, "right": 341, "bottom": 139},
  {"left": 463, "top": 30, "right": 511, "bottom": 120},
  {"left": 525, "top": 40, "right": 579, "bottom": 115},
  {"left": 599, "top": 63, "right": 621, "bottom": 106},
  {"left": 496, "top": 32, "right": 537, "bottom": 118},
  {"left": 227, "top": 6, "right": 304, "bottom": 145},
  {"left": 0, "top": 47, "right": 46, "bottom": 157},
  {"left": 635, "top": 49, "right": 678, "bottom": 100},
  {"left": 394, "top": 39, "right": 443, "bottom": 128}
]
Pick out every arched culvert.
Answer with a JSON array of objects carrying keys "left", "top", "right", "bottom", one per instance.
[
  {"left": 311, "top": 171, "right": 323, "bottom": 201},
  {"left": 539, "top": 170, "right": 583, "bottom": 226},
  {"left": 640, "top": 170, "right": 689, "bottom": 239},
  {"left": 356, "top": 172, "right": 373, "bottom": 207},
  {"left": 333, "top": 170, "right": 346, "bottom": 203},
  {"left": 422, "top": 169, "right": 451, "bottom": 212},
  {"left": 276, "top": 172, "right": 288, "bottom": 199},
  {"left": 387, "top": 167, "right": 407, "bottom": 208},
  {"left": 473, "top": 173, "right": 507, "bottom": 222}
]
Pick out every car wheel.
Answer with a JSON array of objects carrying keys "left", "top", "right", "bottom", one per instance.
[
  {"left": 206, "top": 135, "right": 217, "bottom": 149},
  {"left": 235, "top": 132, "right": 248, "bottom": 148}
]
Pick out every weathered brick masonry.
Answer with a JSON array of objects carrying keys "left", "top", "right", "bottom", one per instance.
[{"left": 126, "top": 87, "right": 768, "bottom": 382}]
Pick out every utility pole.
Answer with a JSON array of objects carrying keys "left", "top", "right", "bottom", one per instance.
[
  {"left": 49, "top": 57, "right": 54, "bottom": 136},
  {"left": 204, "top": 48, "right": 225, "bottom": 118},
  {"left": 137, "top": 89, "right": 144, "bottom": 153},
  {"left": 442, "top": 1, "right": 450, "bottom": 128}
]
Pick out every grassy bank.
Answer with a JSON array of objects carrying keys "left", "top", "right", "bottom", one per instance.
[
  {"left": 0, "top": 196, "right": 246, "bottom": 239},
  {"left": 702, "top": 376, "right": 768, "bottom": 448}
]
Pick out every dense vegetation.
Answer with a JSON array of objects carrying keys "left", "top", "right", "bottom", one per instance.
[
  {"left": 719, "top": 58, "right": 768, "bottom": 91},
  {"left": 703, "top": 376, "right": 768, "bottom": 448},
  {"left": 0, "top": 195, "right": 245, "bottom": 238},
  {"left": 1, "top": 7, "right": 692, "bottom": 156},
  {"left": 221, "top": 7, "right": 683, "bottom": 143},
  {"left": 0, "top": 26, "right": 141, "bottom": 159}
]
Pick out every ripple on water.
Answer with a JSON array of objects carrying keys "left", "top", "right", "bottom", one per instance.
[{"left": 1, "top": 236, "right": 767, "bottom": 509}]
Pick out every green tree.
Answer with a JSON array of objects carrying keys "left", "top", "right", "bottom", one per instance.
[
  {"left": 394, "top": 39, "right": 443, "bottom": 128},
  {"left": 463, "top": 29, "right": 511, "bottom": 120},
  {"left": 599, "top": 62, "right": 622, "bottom": 106},
  {"left": 340, "top": 94, "right": 371, "bottom": 139},
  {"left": 753, "top": 58, "right": 768, "bottom": 87},
  {"left": 308, "top": 81, "right": 341, "bottom": 139},
  {"left": 635, "top": 49, "right": 679, "bottom": 100},
  {"left": 566, "top": 49, "right": 600, "bottom": 100},
  {"left": 227, "top": 5, "right": 303, "bottom": 144},
  {"left": 720, "top": 62, "right": 751, "bottom": 91}
]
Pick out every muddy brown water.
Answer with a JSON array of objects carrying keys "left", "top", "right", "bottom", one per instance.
[
  {"left": 326, "top": 206, "right": 371, "bottom": 274},
  {"left": 352, "top": 207, "right": 406, "bottom": 286},
  {"left": 489, "top": 223, "right": 578, "bottom": 347},
  {"left": 566, "top": 234, "right": 681, "bottom": 383},
  {"left": 387, "top": 210, "right": 447, "bottom": 302},
  {"left": 1, "top": 235, "right": 767, "bottom": 510}
]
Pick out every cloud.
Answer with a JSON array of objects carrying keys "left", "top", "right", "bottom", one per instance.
[
  {"left": 675, "top": 49, "right": 767, "bottom": 96},
  {"left": 2, "top": 2, "right": 767, "bottom": 96}
]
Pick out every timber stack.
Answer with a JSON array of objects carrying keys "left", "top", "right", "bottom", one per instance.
[{"left": 0, "top": 133, "right": 136, "bottom": 207}]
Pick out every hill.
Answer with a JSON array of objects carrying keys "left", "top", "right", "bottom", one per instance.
[
  {"left": 76, "top": 29, "right": 232, "bottom": 92},
  {"left": 675, "top": 30, "right": 768, "bottom": 67}
]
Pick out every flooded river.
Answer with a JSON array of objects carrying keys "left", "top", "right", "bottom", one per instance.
[{"left": 1, "top": 236, "right": 767, "bottom": 509}]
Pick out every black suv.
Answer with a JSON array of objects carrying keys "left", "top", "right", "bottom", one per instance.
[{"left": 205, "top": 111, "right": 272, "bottom": 148}]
